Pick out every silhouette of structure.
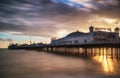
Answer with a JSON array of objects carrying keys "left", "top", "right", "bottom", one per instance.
[{"left": 8, "top": 25, "right": 120, "bottom": 58}]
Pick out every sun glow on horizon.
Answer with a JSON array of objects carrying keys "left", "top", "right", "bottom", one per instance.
[
  {"left": 56, "top": 30, "right": 69, "bottom": 38},
  {"left": 0, "top": 33, "right": 51, "bottom": 48}
]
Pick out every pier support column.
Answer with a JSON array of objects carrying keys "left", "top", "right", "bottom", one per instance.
[
  {"left": 118, "top": 48, "right": 120, "bottom": 57},
  {"left": 94, "top": 48, "right": 96, "bottom": 56},
  {"left": 64, "top": 47, "right": 67, "bottom": 54},
  {"left": 98, "top": 48, "right": 101, "bottom": 55},
  {"left": 47, "top": 47, "right": 49, "bottom": 52},
  {"left": 51, "top": 47, "right": 53, "bottom": 52},
  {"left": 84, "top": 48, "right": 87, "bottom": 56},
  {"left": 77, "top": 48, "right": 80, "bottom": 55},
  {"left": 111, "top": 48, "right": 113, "bottom": 58},
  {"left": 91, "top": 48, "right": 93, "bottom": 56},
  {"left": 106, "top": 48, "right": 108, "bottom": 57},
  {"left": 116, "top": 48, "right": 119, "bottom": 58}
]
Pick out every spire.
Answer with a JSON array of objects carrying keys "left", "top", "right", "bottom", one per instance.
[
  {"left": 90, "top": 16, "right": 93, "bottom": 26},
  {"left": 89, "top": 16, "right": 94, "bottom": 33},
  {"left": 30, "top": 35, "right": 32, "bottom": 45},
  {"left": 76, "top": 25, "right": 79, "bottom": 32},
  {"left": 77, "top": 29, "right": 79, "bottom": 32}
]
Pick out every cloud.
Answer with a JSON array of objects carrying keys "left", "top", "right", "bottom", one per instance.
[
  {"left": 0, "top": 21, "right": 27, "bottom": 35},
  {"left": 0, "top": 0, "right": 120, "bottom": 38},
  {"left": 0, "top": 38, "right": 13, "bottom": 42}
]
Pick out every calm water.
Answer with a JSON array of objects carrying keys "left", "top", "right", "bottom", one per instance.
[{"left": 0, "top": 49, "right": 120, "bottom": 78}]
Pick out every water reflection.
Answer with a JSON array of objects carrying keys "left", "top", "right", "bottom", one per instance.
[
  {"left": 0, "top": 49, "right": 120, "bottom": 78},
  {"left": 93, "top": 56, "right": 113, "bottom": 74},
  {"left": 92, "top": 48, "right": 120, "bottom": 74}
]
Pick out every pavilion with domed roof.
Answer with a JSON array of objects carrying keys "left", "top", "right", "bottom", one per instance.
[{"left": 51, "top": 25, "right": 120, "bottom": 45}]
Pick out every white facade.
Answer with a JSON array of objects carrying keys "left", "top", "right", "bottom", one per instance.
[
  {"left": 51, "top": 31, "right": 94, "bottom": 45},
  {"left": 51, "top": 26, "right": 120, "bottom": 45}
]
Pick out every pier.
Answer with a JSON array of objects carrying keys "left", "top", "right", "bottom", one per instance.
[
  {"left": 43, "top": 43, "right": 120, "bottom": 58},
  {"left": 9, "top": 42, "right": 120, "bottom": 58},
  {"left": 8, "top": 26, "right": 120, "bottom": 58}
]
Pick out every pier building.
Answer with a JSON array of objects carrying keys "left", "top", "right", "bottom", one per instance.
[{"left": 51, "top": 26, "right": 120, "bottom": 45}]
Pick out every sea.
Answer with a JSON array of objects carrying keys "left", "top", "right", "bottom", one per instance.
[{"left": 0, "top": 49, "right": 120, "bottom": 78}]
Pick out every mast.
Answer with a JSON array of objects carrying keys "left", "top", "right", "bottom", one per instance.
[
  {"left": 90, "top": 16, "right": 93, "bottom": 26},
  {"left": 30, "top": 35, "right": 32, "bottom": 45}
]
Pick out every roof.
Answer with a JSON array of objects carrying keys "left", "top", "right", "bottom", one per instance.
[{"left": 66, "top": 31, "right": 86, "bottom": 37}]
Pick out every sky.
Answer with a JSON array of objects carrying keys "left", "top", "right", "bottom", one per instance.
[{"left": 0, "top": 0, "right": 120, "bottom": 48}]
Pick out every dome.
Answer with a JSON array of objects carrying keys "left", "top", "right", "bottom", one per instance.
[
  {"left": 115, "top": 27, "right": 119, "bottom": 31},
  {"left": 66, "top": 31, "right": 85, "bottom": 37}
]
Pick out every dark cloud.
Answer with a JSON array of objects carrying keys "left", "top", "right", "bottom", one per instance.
[
  {"left": 92, "top": 0, "right": 120, "bottom": 18},
  {"left": 0, "top": 21, "right": 27, "bottom": 32},
  {"left": 0, "top": 0, "right": 120, "bottom": 38}
]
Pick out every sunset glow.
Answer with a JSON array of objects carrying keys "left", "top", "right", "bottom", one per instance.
[
  {"left": 92, "top": 48, "right": 117, "bottom": 74},
  {"left": 56, "top": 30, "right": 69, "bottom": 38},
  {"left": 0, "top": 0, "right": 120, "bottom": 48}
]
